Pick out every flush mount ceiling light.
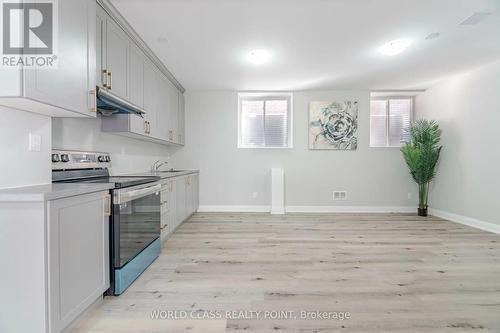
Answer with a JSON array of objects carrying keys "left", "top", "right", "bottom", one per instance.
[
  {"left": 425, "top": 32, "right": 440, "bottom": 40},
  {"left": 379, "top": 39, "right": 412, "bottom": 56},
  {"left": 157, "top": 36, "right": 168, "bottom": 44},
  {"left": 460, "top": 12, "right": 492, "bottom": 26},
  {"left": 247, "top": 49, "right": 272, "bottom": 65}
]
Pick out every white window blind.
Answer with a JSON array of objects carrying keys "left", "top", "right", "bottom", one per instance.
[
  {"left": 370, "top": 97, "right": 413, "bottom": 147},
  {"left": 238, "top": 93, "right": 292, "bottom": 148}
]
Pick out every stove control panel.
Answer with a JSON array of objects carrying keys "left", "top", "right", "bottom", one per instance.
[{"left": 51, "top": 150, "right": 111, "bottom": 170}]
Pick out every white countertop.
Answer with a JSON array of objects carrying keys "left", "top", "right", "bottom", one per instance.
[
  {"left": 0, "top": 170, "right": 199, "bottom": 202},
  {"left": 0, "top": 183, "right": 114, "bottom": 202},
  {"left": 128, "top": 169, "right": 199, "bottom": 179}
]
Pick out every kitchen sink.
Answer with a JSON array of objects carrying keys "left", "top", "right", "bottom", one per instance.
[{"left": 156, "top": 169, "right": 187, "bottom": 173}]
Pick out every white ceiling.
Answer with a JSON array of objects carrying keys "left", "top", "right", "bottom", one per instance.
[{"left": 111, "top": 0, "right": 500, "bottom": 91}]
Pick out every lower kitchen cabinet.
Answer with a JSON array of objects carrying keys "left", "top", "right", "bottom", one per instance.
[
  {"left": 168, "top": 180, "right": 177, "bottom": 236},
  {"left": 160, "top": 182, "right": 170, "bottom": 244},
  {"left": 0, "top": 190, "right": 111, "bottom": 333},
  {"left": 47, "top": 192, "right": 111, "bottom": 332},
  {"left": 160, "top": 173, "right": 199, "bottom": 244},
  {"left": 175, "top": 176, "right": 187, "bottom": 227},
  {"left": 175, "top": 174, "right": 199, "bottom": 227}
]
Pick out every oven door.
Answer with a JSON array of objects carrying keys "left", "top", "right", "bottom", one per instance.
[{"left": 112, "top": 183, "right": 161, "bottom": 268}]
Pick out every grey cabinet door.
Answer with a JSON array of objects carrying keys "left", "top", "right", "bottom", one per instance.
[
  {"left": 24, "top": 0, "right": 96, "bottom": 116},
  {"left": 128, "top": 44, "right": 146, "bottom": 136},
  {"left": 185, "top": 176, "right": 193, "bottom": 218},
  {"left": 96, "top": 5, "right": 107, "bottom": 89},
  {"left": 129, "top": 44, "right": 144, "bottom": 108},
  {"left": 168, "top": 180, "right": 177, "bottom": 232},
  {"left": 168, "top": 81, "right": 179, "bottom": 143},
  {"left": 175, "top": 177, "right": 186, "bottom": 227},
  {"left": 143, "top": 59, "right": 157, "bottom": 137},
  {"left": 105, "top": 17, "right": 129, "bottom": 99},
  {"left": 157, "top": 75, "right": 171, "bottom": 142},
  {"left": 192, "top": 174, "right": 199, "bottom": 212},
  {"left": 48, "top": 191, "right": 110, "bottom": 333},
  {"left": 160, "top": 188, "right": 169, "bottom": 243},
  {"left": 178, "top": 91, "right": 185, "bottom": 145}
]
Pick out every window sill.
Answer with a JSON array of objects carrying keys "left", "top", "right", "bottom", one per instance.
[
  {"left": 237, "top": 146, "right": 294, "bottom": 149},
  {"left": 369, "top": 145, "right": 403, "bottom": 148}
]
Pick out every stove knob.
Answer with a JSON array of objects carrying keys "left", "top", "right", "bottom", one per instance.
[
  {"left": 98, "top": 155, "right": 105, "bottom": 162},
  {"left": 105, "top": 156, "right": 111, "bottom": 162},
  {"left": 60, "top": 154, "right": 70, "bottom": 163},
  {"left": 51, "top": 154, "right": 60, "bottom": 163}
]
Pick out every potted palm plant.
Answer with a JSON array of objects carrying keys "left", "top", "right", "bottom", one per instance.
[{"left": 401, "top": 119, "right": 442, "bottom": 216}]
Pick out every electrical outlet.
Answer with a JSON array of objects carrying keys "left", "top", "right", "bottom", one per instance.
[
  {"left": 252, "top": 192, "right": 258, "bottom": 198},
  {"left": 407, "top": 192, "right": 412, "bottom": 200},
  {"left": 333, "top": 191, "right": 347, "bottom": 201},
  {"left": 28, "top": 133, "right": 41, "bottom": 152}
]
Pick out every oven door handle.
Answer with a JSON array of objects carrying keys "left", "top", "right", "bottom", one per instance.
[{"left": 117, "top": 184, "right": 161, "bottom": 204}]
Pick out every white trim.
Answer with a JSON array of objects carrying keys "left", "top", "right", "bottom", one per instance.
[
  {"left": 198, "top": 205, "right": 415, "bottom": 213},
  {"left": 430, "top": 208, "right": 500, "bottom": 234},
  {"left": 286, "top": 206, "right": 415, "bottom": 213},
  {"left": 198, "top": 205, "right": 271, "bottom": 213}
]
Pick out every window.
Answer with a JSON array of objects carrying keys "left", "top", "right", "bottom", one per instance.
[
  {"left": 238, "top": 92, "right": 292, "bottom": 148},
  {"left": 370, "top": 96, "right": 413, "bottom": 147}
]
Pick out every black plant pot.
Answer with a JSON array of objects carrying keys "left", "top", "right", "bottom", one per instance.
[{"left": 418, "top": 207, "right": 428, "bottom": 217}]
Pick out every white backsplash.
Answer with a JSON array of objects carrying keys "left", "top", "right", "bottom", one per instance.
[{"left": 52, "top": 116, "right": 178, "bottom": 175}]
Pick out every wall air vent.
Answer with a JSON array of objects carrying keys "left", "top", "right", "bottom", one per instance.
[
  {"left": 333, "top": 191, "right": 347, "bottom": 201},
  {"left": 459, "top": 12, "right": 492, "bottom": 26}
]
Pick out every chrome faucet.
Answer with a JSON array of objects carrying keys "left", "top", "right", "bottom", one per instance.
[{"left": 151, "top": 160, "right": 169, "bottom": 172}]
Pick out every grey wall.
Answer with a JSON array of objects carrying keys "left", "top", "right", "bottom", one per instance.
[
  {"left": 174, "top": 90, "right": 417, "bottom": 210},
  {"left": 0, "top": 107, "right": 51, "bottom": 188},
  {"left": 0, "top": 108, "right": 175, "bottom": 190},
  {"left": 416, "top": 60, "right": 500, "bottom": 225},
  {"left": 52, "top": 116, "right": 174, "bottom": 175}
]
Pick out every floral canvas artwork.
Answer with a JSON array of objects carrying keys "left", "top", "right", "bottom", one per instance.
[{"left": 309, "top": 101, "right": 358, "bottom": 150}]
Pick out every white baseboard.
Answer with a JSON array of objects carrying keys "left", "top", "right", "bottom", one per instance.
[
  {"left": 197, "top": 205, "right": 415, "bottom": 214},
  {"left": 286, "top": 206, "right": 415, "bottom": 213},
  {"left": 430, "top": 208, "right": 500, "bottom": 234},
  {"left": 198, "top": 205, "right": 271, "bottom": 212}
]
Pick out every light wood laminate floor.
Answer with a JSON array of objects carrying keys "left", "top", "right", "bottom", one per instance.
[{"left": 71, "top": 213, "right": 500, "bottom": 333}]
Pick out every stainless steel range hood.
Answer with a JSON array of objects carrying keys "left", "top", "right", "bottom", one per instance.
[{"left": 97, "top": 87, "right": 146, "bottom": 117}]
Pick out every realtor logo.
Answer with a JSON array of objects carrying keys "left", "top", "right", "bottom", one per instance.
[
  {"left": 3, "top": 2, "right": 53, "bottom": 54},
  {"left": 1, "top": 0, "right": 57, "bottom": 68}
]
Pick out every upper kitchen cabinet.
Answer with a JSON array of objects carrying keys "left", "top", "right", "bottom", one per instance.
[
  {"left": 129, "top": 43, "right": 144, "bottom": 108},
  {"left": 102, "top": 16, "right": 129, "bottom": 99},
  {"left": 96, "top": 4, "right": 130, "bottom": 101},
  {"left": 0, "top": 0, "right": 97, "bottom": 117},
  {"left": 178, "top": 91, "right": 186, "bottom": 145},
  {"left": 167, "top": 79, "right": 179, "bottom": 144},
  {"left": 98, "top": 0, "right": 185, "bottom": 146}
]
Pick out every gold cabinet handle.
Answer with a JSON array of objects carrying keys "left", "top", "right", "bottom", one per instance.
[
  {"left": 107, "top": 71, "right": 112, "bottom": 90},
  {"left": 102, "top": 69, "right": 108, "bottom": 88},
  {"left": 104, "top": 194, "right": 112, "bottom": 216},
  {"left": 147, "top": 121, "right": 151, "bottom": 134},
  {"left": 89, "top": 89, "right": 96, "bottom": 112}
]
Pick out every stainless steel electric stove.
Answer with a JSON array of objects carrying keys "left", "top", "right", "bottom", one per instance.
[{"left": 52, "top": 149, "right": 162, "bottom": 295}]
